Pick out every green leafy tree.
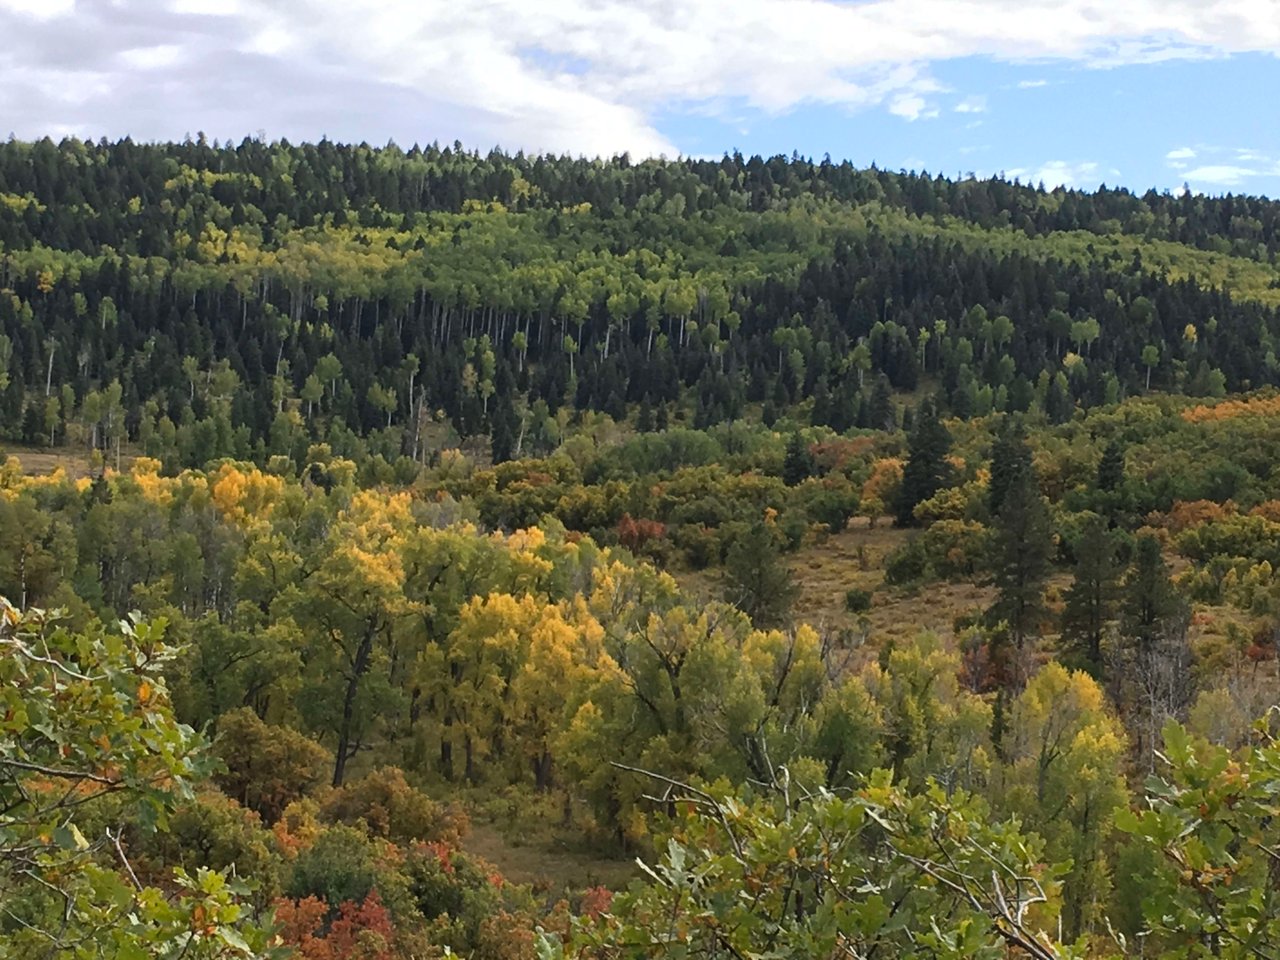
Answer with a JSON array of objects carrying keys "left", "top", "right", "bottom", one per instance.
[
  {"left": 0, "top": 599, "right": 279, "bottom": 958},
  {"left": 213, "top": 708, "right": 329, "bottom": 823},
  {"left": 1114, "top": 717, "right": 1280, "bottom": 957},
  {"left": 998, "top": 663, "right": 1127, "bottom": 940},
  {"left": 552, "top": 770, "right": 1074, "bottom": 960}
]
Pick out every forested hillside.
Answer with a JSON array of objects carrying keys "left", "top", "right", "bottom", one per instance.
[
  {"left": 3, "top": 137, "right": 1280, "bottom": 473},
  {"left": 6, "top": 139, "right": 1280, "bottom": 959}
]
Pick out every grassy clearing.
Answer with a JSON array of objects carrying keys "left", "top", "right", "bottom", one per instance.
[
  {"left": 677, "top": 520, "right": 995, "bottom": 647},
  {"left": 0, "top": 444, "right": 103, "bottom": 478},
  {"left": 464, "top": 821, "right": 637, "bottom": 893}
]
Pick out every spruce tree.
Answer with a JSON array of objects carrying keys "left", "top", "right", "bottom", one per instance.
[
  {"left": 636, "top": 395, "right": 654, "bottom": 433},
  {"left": 1121, "top": 535, "right": 1187, "bottom": 652},
  {"left": 1044, "top": 373, "right": 1073, "bottom": 424},
  {"left": 894, "top": 397, "right": 951, "bottom": 526},
  {"left": 987, "top": 465, "right": 1053, "bottom": 665},
  {"left": 724, "top": 521, "right": 798, "bottom": 628},
  {"left": 1096, "top": 438, "right": 1125, "bottom": 492},
  {"left": 783, "top": 433, "right": 815, "bottom": 486},
  {"left": 1117, "top": 533, "right": 1193, "bottom": 765},
  {"left": 869, "top": 375, "right": 895, "bottom": 431},
  {"left": 1060, "top": 515, "right": 1121, "bottom": 674},
  {"left": 987, "top": 416, "right": 1033, "bottom": 516}
]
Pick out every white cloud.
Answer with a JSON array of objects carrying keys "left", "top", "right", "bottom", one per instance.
[
  {"left": 1017, "top": 79, "right": 1049, "bottom": 88},
  {"left": 1168, "top": 146, "right": 1280, "bottom": 191},
  {"left": 890, "top": 94, "right": 939, "bottom": 121},
  {"left": 170, "top": 0, "right": 241, "bottom": 12},
  {"left": 0, "top": 0, "right": 75, "bottom": 19},
  {"left": 2, "top": 0, "right": 1280, "bottom": 155},
  {"left": 1008, "top": 160, "right": 1101, "bottom": 189},
  {"left": 1181, "top": 164, "right": 1259, "bottom": 186},
  {"left": 119, "top": 44, "right": 183, "bottom": 70},
  {"left": 954, "top": 95, "right": 987, "bottom": 113}
]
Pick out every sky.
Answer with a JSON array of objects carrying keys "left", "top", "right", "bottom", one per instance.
[{"left": 1, "top": 0, "right": 1278, "bottom": 198}]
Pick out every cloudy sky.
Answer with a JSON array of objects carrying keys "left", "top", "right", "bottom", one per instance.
[{"left": 2, "top": 0, "right": 1278, "bottom": 197}]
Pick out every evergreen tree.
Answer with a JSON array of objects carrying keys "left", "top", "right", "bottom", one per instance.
[
  {"left": 1096, "top": 438, "right": 1126, "bottom": 492},
  {"left": 724, "top": 521, "right": 798, "bottom": 628},
  {"left": 869, "top": 375, "right": 895, "bottom": 431},
  {"left": 782, "top": 432, "right": 814, "bottom": 486},
  {"left": 636, "top": 395, "right": 654, "bottom": 433},
  {"left": 1044, "top": 373, "right": 1073, "bottom": 424},
  {"left": 490, "top": 402, "right": 517, "bottom": 464},
  {"left": 894, "top": 397, "right": 951, "bottom": 526},
  {"left": 655, "top": 402, "right": 669, "bottom": 431},
  {"left": 1117, "top": 534, "right": 1193, "bottom": 765},
  {"left": 1060, "top": 515, "right": 1121, "bottom": 674},
  {"left": 987, "top": 466, "right": 1053, "bottom": 669},
  {"left": 1121, "top": 535, "right": 1187, "bottom": 652},
  {"left": 987, "top": 416, "right": 1033, "bottom": 516}
]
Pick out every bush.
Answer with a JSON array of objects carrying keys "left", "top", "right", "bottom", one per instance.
[
  {"left": 318, "top": 767, "right": 466, "bottom": 845},
  {"left": 844, "top": 588, "right": 873, "bottom": 613},
  {"left": 883, "top": 521, "right": 991, "bottom": 586},
  {"left": 214, "top": 708, "right": 330, "bottom": 823},
  {"left": 672, "top": 523, "right": 722, "bottom": 569},
  {"left": 883, "top": 538, "right": 928, "bottom": 586},
  {"left": 133, "top": 792, "right": 282, "bottom": 907}
]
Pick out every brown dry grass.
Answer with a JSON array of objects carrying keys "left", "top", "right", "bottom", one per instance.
[
  {"left": 0, "top": 445, "right": 140, "bottom": 478},
  {"left": 464, "top": 821, "right": 636, "bottom": 891},
  {"left": 677, "top": 518, "right": 996, "bottom": 647},
  {"left": 0, "top": 445, "right": 101, "bottom": 478}
]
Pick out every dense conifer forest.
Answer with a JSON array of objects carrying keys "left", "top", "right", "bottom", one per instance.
[{"left": 6, "top": 138, "right": 1280, "bottom": 958}]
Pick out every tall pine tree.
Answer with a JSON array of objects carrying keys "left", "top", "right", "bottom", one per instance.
[
  {"left": 987, "top": 416, "right": 1033, "bottom": 516},
  {"left": 1060, "top": 515, "right": 1121, "bottom": 675},
  {"left": 987, "top": 465, "right": 1053, "bottom": 677},
  {"left": 1121, "top": 534, "right": 1187, "bottom": 652},
  {"left": 782, "top": 432, "right": 815, "bottom": 486},
  {"left": 894, "top": 397, "right": 952, "bottom": 527},
  {"left": 724, "top": 521, "right": 798, "bottom": 628}
]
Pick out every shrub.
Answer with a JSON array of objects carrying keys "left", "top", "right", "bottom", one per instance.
[
  {"left": 214, "top": 708, "right": 330, "bottom": 823},
  {"left": 883, "top": 537, "right": 928, "bottom": 586},
  {"left": 844, "top": 588, "right": 873, "bottom": 613},
  {"left": 318, "top": 767, "right": 466, "bottom": 845}
]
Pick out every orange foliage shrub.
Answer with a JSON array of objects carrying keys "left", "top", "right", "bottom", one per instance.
[
  {"left": 579, "top": 885, "right": 614, "bottom": 919},
  {"left": 1163, "top": 499, "right": 1237, "bottom": 533},
  {"left": 275, "top": 892, "right": 396, "bottom": 960},
  {"left": 861, "top": 458, "right": 903, "bottom": 503},
  {"left": 318, "top": 767, "right": 467, "bottom": 845},
  {"left": 808, "top": 437, "right": 874, "bottom": 473},
  {"left": 616, "top": 513, "right": 666, "bottom": 551},
  {"left": 1250, "top": 500, "right": 1280, "bottom": 523},
  {"left": 1182, "top": 394, "right": 1280, "bottom": 423}
]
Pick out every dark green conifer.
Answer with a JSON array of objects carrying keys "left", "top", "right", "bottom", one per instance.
[{"left": 894, "top": 397, "right": 951, "bottom": 526}]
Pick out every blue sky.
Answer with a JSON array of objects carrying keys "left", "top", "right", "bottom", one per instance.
[
  {"left": 0, "top": 0, "right": 1277, "bottom": 198},
  {"left": 660, "top": 53, "right": 1280, "bottom": 197}
]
